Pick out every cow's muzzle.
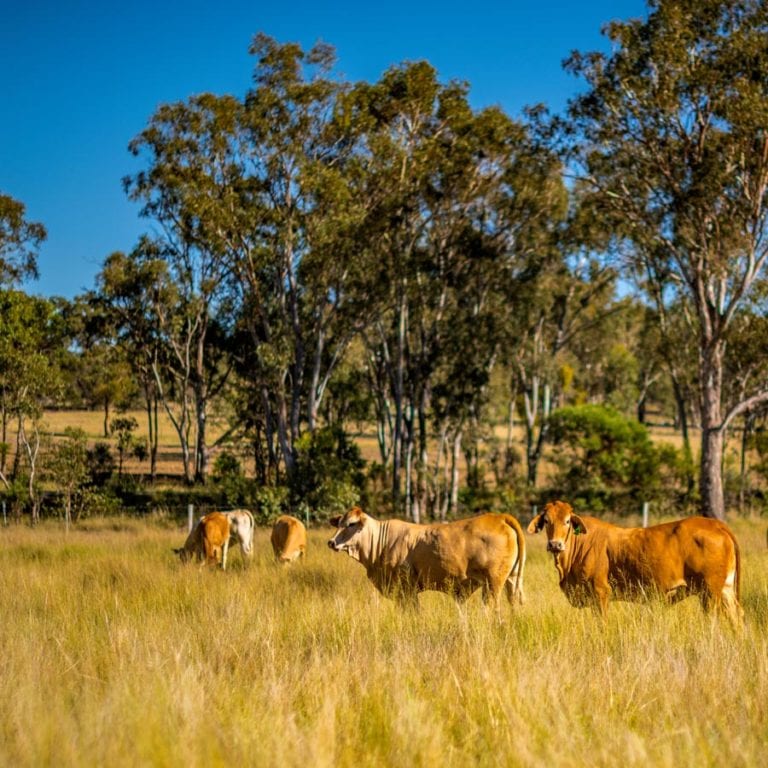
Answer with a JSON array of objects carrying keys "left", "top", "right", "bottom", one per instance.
[
  {"left": 328, "top": 540, "right": 340, "bottom": 551},
  {"left": 547, "top": 540, "right": 566, "bottom": 553}
]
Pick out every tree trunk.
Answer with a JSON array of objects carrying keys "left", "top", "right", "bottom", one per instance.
[
  {"left": 417, "top": 401, "right": 429, "bottom": 521},
  {"left": 699, "top": 346, "right": 725, "bottom": 520},
  {"left": 450, "top": 428, "right": 462, "bottom": 516},
  {"left": 671, "top": 376, "right": 695, "bottom": 498},
  {"left": 0, "top": 404, "right": 7, "bottom": 475},
  {"left": 275, "top": 384, "right": 296, "bottom": 479},
  {"left": 391, "top": 290, "right": 407, "bottom": 509},
  {"left": 193, "top": 381, "right": 208, "bottom": 484},
  {"left": 739, "top": 413, "right": 754, "bottom": 512}
]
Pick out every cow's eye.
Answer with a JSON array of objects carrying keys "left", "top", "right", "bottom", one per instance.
[
  {"left": 565, "top": 519, "right": 571, "bottom": 526},
  {"left": 347, "top": 521, "right": 357, "bottom": 529}
]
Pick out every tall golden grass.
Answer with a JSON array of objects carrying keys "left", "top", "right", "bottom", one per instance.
[{"left": 0, "top": 516, "right": 766, "bottom": 767}]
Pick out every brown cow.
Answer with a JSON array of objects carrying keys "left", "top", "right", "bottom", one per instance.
[
  {"left": 527, "top": 500, "right": 742, "bottom": 624},
  {"left": 271, "top": 515, "right": 307, "bottom": 563},
  {"left": 328, "top": 507, "right": 526, "bottom": 609},
  {"left": 174, "top": 512, "right": 231, "bottom": 569}
]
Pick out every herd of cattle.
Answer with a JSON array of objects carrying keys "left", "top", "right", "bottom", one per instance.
[{"left": 175, "top": 500, "right": 744, "bottom": 624}]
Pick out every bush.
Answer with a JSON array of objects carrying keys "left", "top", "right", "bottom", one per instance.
[
  {"left": 252, "top": 485, "right": 289, "bottom": 525},
  {"left": 290, "top": 426, "right": 366, "bottom": 521},
  {"left": 87, "top": 443, "right": 116, "bottom": 486},
  {"left": 210, "top": 450, "right": 253, "bottom": 507},
  {"left": 547, "top": 404, "right": 683, "bottom": 514}
]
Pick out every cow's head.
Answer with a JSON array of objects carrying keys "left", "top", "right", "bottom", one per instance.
[
  {"left": 328, "top": 506, "right": 368, "bottom": 559},
  {"left": 173, "top": 547, "right": 191, "bottom": 563},
  {"left": 527, "top": 500, "right": 587, "bottom": 553}
]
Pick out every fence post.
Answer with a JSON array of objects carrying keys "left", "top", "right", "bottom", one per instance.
[
  {"left": 642, "top": 501, "right": 649, "bottom": 528},
  {"left": 2, "top": 501, "right": 6, "bottom": 527},
  {"left": 188, "top": 504, "right": 194, "bottom": 533}
]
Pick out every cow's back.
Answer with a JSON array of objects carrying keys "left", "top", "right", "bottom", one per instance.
[
  {"left": 271, "top": 515, "right": 307, "bottom": 562},
  {"left": 201, "top": 512, "right": 230, "bottom": 547},
  {"left": 227, "top": 509, "right": 255, "bottom": 555},
  {"left": 405, "top": 513, "right": 523, "bottom": 592},
  {"left": 644, "top": 516, "right": 738, "bottom": 592}
]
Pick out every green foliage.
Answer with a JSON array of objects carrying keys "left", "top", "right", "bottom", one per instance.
[
  {"left": 210, "top": 450, "right": 253, "bottom": 508},
  {"left": 47, "top": 428, "right": 89, "bottom": 491},
  {"left": 0, "top": 193, "right": 46, "bottom": 287},
  {"left": 87, "top": 443, "right": 116, "bottom": 486},
  {"left": 548, "top": 404, "right": 682, "bottom": 513},
  {"left": 109, "top": 416, "right": 143, "bottom": 475},
  {"left": 291, "top": 426, "right": 365, "bottom": 520},
  {"left": 252, "top": 485, "right": 289, "bottom": 525},
  {"left": 47, "top": 427, "right": 90, "bottom": 524}
]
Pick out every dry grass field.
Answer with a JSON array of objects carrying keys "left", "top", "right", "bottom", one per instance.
[{"left": 0, "top": 515, "right": 766, "bottom": 767}]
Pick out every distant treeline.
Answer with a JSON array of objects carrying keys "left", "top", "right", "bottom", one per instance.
[{"left": 3, "top": 2, "right": 768, "bottom": 523}]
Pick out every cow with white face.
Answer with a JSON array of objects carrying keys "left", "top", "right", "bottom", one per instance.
[{"left": 328, "top": 506, "right": 526, "bottom": 610}]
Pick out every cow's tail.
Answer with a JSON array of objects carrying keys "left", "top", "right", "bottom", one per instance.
[
  {"left": 246, "top": 509, "right": 255, "bottom": 556},
  {"left": 503, "top": 515, "right": 526, "bottom": 605},
  {"left": 728, "top": 526, "right": 741, "bottom": 605}
]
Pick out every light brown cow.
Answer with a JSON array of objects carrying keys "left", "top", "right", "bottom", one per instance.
[
  {"left": 527, "top": 500, "right": 742, "bottom": 624},
  {"left": 174, "top": 512, "right": 231, "bottom": 569},
  {"left": 271, "top": 515, "right": 307, "bottom": 563},
  {"left": 328, "top": 507, "right": 526, "bottom": 609}
]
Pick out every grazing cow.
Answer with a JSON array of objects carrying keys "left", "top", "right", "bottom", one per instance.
[
  {"left": 328, "top": 507, "right": 526, "bottom": 609},
  {"left": 224, "top": 509, "right": 255, "bottom": 563},
  {"left": 174, "top": 512, "right": 231, "bottom": 569},
  {"left": 527, "top": 500, "right": 742, "bottom": 624},
  {"left": 271, "top": 515, "right": 307, "bottom": 563}
]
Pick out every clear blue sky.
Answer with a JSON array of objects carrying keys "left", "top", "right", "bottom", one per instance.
[{"left": 2, "top": 0, "right": 647, "bottom": 299}]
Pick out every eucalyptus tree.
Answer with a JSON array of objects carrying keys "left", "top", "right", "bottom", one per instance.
[
  {"left": 94, "top": 250, "right": 171, "bottom": 482},
  {"left": 351, "top": 63, "right": 567, "bottom": 518},
  {"left": 64, "top": 294, "right": 137, "bottom": 437},
  {"left": 0, "top": 290, "right": 64, "bottom": 522},
  {"left": 228, "top": 34, "right": 365, "bottom": 478},
  {"left": 126, "top": 90, "right": 240, "bottom": 482},
  {"left": 0, "top": 192, "right": 45, "bottom": 287},
  {"left": 126, "top": 35, "right": 365, "bottom": 482},
  {"left": 565, "top": 0, "right": 768, "bottom": 518},
  {"left": 510, "top": 250, "right": 619, "bottom": 487}
]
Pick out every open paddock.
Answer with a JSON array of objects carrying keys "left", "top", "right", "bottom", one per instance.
[{"left": 0, "top": 516, "right": 766, "bottom": 767}]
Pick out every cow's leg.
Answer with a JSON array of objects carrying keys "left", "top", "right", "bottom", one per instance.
[
  {"left": 664, "top": 579, "right": 688, "bottom": 604},
  {"left": 505, "top": 566, "right": 525, "bottom": 607},
  {"left": 221, "top": 538, "right": 230, "bottom": 571},
  {"left": 593, "top": 580, "right": 611, "bottom": 618},
  {"left": 720, "top": 588, "right": 743, "bottom": 628},
  {"left": 481, "top": 577, "right": 505, "bottom": 616},
  {"left": 702, "top": 569, "right": 743, "bottom": 627}
]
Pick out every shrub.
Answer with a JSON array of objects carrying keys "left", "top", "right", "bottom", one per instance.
[
  {"left": 252, "top": 485, "right": 289, "bottom": 525},
  {"left": 547, "top": 404, "right": 682, "bottom": 514},
  {"left": 210, "top": 450, "right": 252, "bottom": 507},
  {"left": 87, "top": 443, "right": 116, "bottom": 486},
  {"left": 290, "top": 426, "right": 366, "bottom": 521}
]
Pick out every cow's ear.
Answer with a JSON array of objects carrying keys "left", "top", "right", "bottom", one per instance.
[
  {"left": 527, "top": 513, "right": 545, "bottom": 534},
  {"left": 329, "top": 515, "right": 342, "bottom": 528},
  {"left": 571, "top": 514, "right": 588, "bottom": 535}
]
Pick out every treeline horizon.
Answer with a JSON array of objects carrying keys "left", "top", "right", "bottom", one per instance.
[{"left": 3, "top": 1, "right": 768, "bottom": 524}]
